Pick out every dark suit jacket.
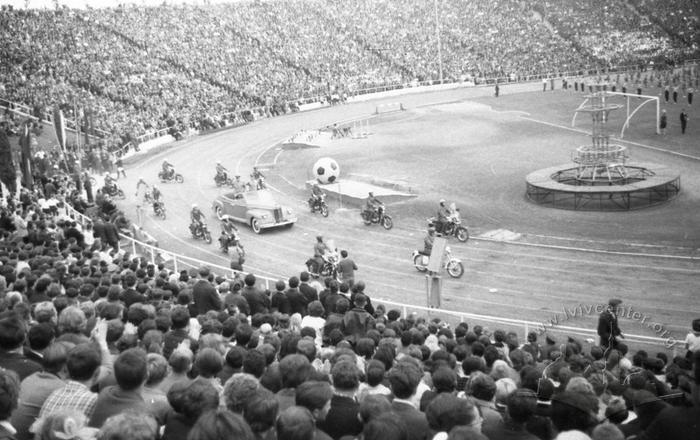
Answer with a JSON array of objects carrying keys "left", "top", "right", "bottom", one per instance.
[
  {"left": 270, "top": 292, "right": 291, "bottom": 314},
  {"left": 320, "top": 395, "right": 362, "bottom": 440},
  {"left": 299, "top": 282, "right": 318, "bottom": 303},
  {"left": 242, "top": 285, "right": 270, "bottom": 315},
  {"left": 0, "top": 351, "right": 42, "bottom": 381},
  {"left": 89, "top": 386, "right": 150, "bottom": 428},
  {"left": 597, "top": 309, "right": 621, "bottom": 347},
  {"left": 286, "top": 288, "right": 308, "bottom": 315},
  {"left": 391, "top": 400, "right": 430, "bottom": 440},
  {"left": 192, "top": 280, "right": 222, "bottom": 316}
]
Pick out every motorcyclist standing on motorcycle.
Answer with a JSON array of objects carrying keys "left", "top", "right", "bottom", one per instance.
[
  {"left": 190, "top": 204, "right": 206, "bottom": 235},
  {"left": 252, "top": 166, "right": 264, "bottom": 180},
  {"left": 135, "top": 177, "right": 149, "bottom": 197},
  {"left": 162, "top": 159, "right": 175, "bottom": 180},
  {"left": 310, "top": 183, "right": 325, "bottom": 207},
  {"left": 365, "top": 191, "right": 384, "bottom": 217},
  {"left": 311, "top": 235, "right": 330, "bottom": 274},
  {"left": 215, "top": 161, "right": 229, "bottom": 181},
  {"left": 435, "top": 199, "right": 452, "bottom": 233},
  {"left": 232, "top": 175, "right": 245, "bottom": 195}
]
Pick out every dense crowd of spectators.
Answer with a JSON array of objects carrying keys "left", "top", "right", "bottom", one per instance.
[
  {"left": 629, "top": 0, "right": 700, "bottom": 50},
  {"left": 1, "top": 1, "right": 697, "bottom": 149},
  {"left": 1, "top": 175, "right": 700, "bottom": 440},
  {"left": 534, "top": 0, "right": 677, "bottom": 65}
]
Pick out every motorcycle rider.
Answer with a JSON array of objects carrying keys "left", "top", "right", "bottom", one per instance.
[
  {"left": 311, "top": 235, "right": 330, "bottom": 274},
  {"left": 219, "top": 215, "right": 243, "bottom": 253},
  {"left": 435, "top": 199, "right": 452, "bottom": 233},
  {"left": 162, "top": 159, "right": 175, "bottom": 180},
  {"left": 151, "top": 184, "right": 163, "bottom": 212},
  {"left": 190, "top": 204, "right": 206, "bottom": 236},
  {"left": 310, "top": 183, "right": 325, "bottom": 209},
  {"left": 215, "top": 160, "right": 229, "bottom": 182},
  {"left": 251, "top": 167, "right": 265, "bottom": 190},
  {"left": 104, "top": 172, "right": 117, "bottom": 194},
  {"left": 364, "top": 191, "right": 384, "bottom": 218}
]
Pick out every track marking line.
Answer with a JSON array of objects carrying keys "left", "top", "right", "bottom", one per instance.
[{"left": 520, "top": 116, "right": 700, "bottom": 161}]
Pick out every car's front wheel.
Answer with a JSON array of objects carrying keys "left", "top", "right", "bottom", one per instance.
[
  {"left": 215, "top": 205, "right": 224, "bottom": 220},
  {"left": 251, "top": 218, "right": 262, "bottom": 234}
]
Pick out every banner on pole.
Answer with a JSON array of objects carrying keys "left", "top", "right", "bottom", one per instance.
[{"left": 53, "top": 108, "right": 67, "bottom": 153}]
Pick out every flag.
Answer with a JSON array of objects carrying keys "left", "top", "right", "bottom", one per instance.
[
  {"left": 19, "top": 122, "right": 33, "bottom": 189},
  {"left": 53, "top": 107, "right": 67, "bottom": 153}
]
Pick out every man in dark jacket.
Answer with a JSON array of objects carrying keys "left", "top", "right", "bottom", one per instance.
[
  {"left": 270, "top": 280, "right": 291, "bottom": 315},
  {"left": 192, "top": 267, "right": 222, "bottom": 316},
  {"left": 597, "top": 298, "right": 623, "bottom": 349},
  {"left": 286, "top": 276, "right": 308, "bottom": 316},
  {"left": 299, "top": 272, "right": 318, "bottom": 304},
  {"left": 389, "top": 359, "right": 431, "bottom": 440},
  {"left": 341, "top": 294, "right": 375, "bottom": 344},
  {"left": 241, "top": 273, "right": 269, "bottom": 315}
]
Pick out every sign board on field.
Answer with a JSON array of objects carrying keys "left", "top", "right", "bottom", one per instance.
[{"left": 427, "top": 236, "right": 447, "bottom": 273}]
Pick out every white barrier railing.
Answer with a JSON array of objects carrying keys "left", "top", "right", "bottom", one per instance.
[{"left": 60, "top": 202, "right": 679, "bottom": 354}]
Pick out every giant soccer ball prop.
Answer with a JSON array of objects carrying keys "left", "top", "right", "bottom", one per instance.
[{"left": 313, "top": 157, "right": 340, "bottom": 184}]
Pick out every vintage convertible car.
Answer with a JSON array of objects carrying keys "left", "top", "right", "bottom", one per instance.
[{"left": 212, "top": 189, "right": 297, "bottom": 233}]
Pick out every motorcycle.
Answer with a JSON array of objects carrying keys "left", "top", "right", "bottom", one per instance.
[
  {"left": 158, "top": 170, "right": 184, "bottom": 183},
  {"left": 219, "top": 223, "right": 243, "bottom": 253},
  {"left": 361, "top": 206, "right": 393, "bottom": 230},
  {"left": 411, "top": 246, "right": 464, "bottom": 278},
  {"left": 428, "top": 212, "right": 469, "bottom": 242},
  {"left": 306, "top": 252, "right": 340, "bottom": 280},
  {"left": 214, "top": 173, "right": 234, "bottom": 187},
  {"left": 190, "top": 223, "right": 212, "bottom": 244},
  {"left": 102, "top": 184, "right": 125, "bottom": 199},
  {"left": 153, "top": 200, "right": 166, "bottom": 220},
  {"left": 308, "top": 194, "right": 329, "bottom": 217}
]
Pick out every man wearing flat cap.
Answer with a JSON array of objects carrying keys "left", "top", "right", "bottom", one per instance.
[{"left": 597, "top": 299, "right": 624, "bottom": 349}]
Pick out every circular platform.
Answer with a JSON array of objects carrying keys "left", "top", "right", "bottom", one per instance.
[{"left": 525, "top": 162, "right": 681, "bottom": 211}]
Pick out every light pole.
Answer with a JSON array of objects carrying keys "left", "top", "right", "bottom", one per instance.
[{"left": 434, "top": 0, "right": 443, "bottom": 83}]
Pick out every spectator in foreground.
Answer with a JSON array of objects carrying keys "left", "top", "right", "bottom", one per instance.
[
  {"left": 188, "top": 409, "right": 254, "bottom": 440},
  {"left": 388, "top": 359, "right": 431, "bottom": 440},
  {"left": 11, "top": 342, "right": 71, "bottom": 440},
  {"left": 0, "top": 317, "right": 42, "bottom": 380},
  {"left": 89, "top": 348, "right": 150, "bottom": 428},
  {"left": 295, "top": 381, "right": 334, "bottom": 440},
  {"left": 98, "top": 412, "right": 158, "bottom": 440},
  {"left": 0, "top": 369, "right": 20, "bottom": 440},
  {"left": 276, "top": 406, "right": 315, "bottom": 440}
]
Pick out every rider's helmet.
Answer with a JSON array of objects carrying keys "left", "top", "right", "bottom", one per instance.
[
  {"left": 368, "top": 192, "right": 374, "bottom": 197},
  {"left": 152, "top": 184, "right": 158, "bottom": 190},
  {"left": 316, "top": 235, "right": 323, "bottom": 242},
  {"left": 216, "top": 160, "right": 221, "bottom": 164},
  {"left": 105, "top": 172, "right": 110, "bottom": 177},
  {"left": 428, "top": 226, "right": 436, "bottom": 234},
  {"left": 192, "top": 203, "right": 198, "bottom": 209},
  {"left": 439, "top": 199, "right": 446, "bottom": 205}
]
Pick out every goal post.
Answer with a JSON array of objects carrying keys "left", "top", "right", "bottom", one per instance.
[
  {"left": 571, "top": 91, "right": 660, "bottom": 138},
  {"left": 607, "top": 91, "right": 660, "bottom": 138}
]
